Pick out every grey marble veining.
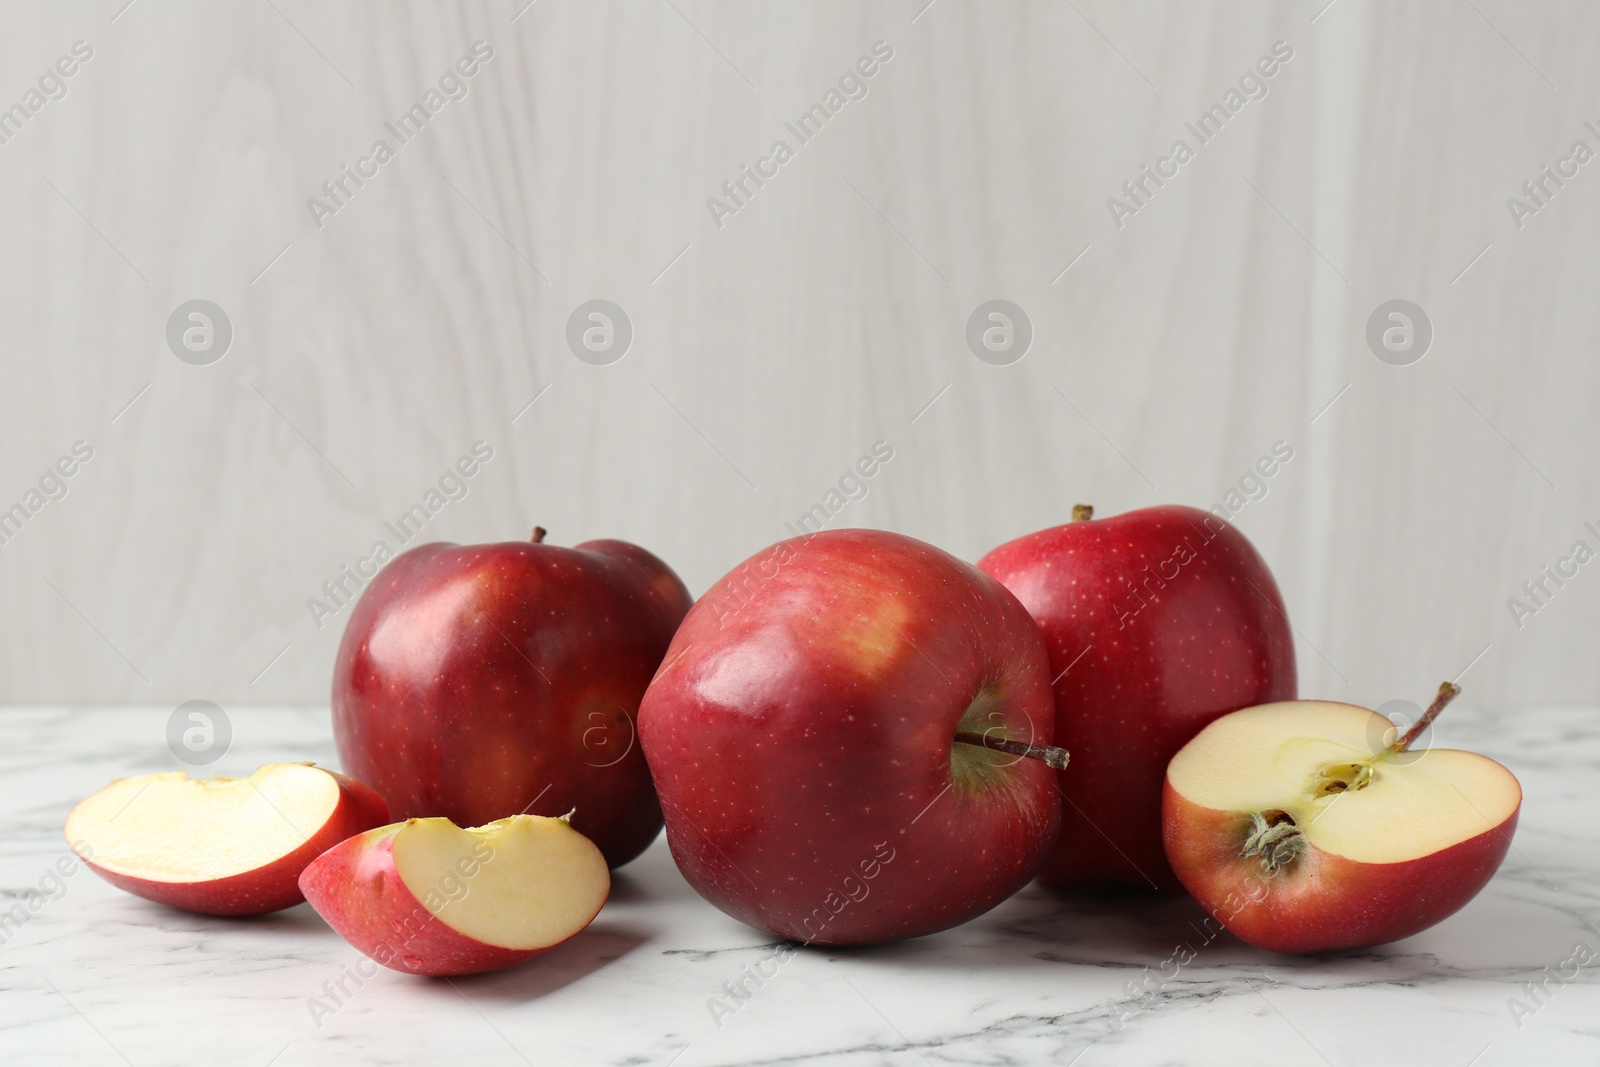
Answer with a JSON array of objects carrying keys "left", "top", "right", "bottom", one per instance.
[{"left": 1, "top": 705, "right": 1596, "bottom": 1066}]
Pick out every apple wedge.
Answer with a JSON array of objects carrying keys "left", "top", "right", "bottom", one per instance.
[
  {"left": 1162, "top": 685, "right": 1521, "bottom": 954},
  {"left": 65, "top": 763, "right": 389, "bottom": 916},
  {"left": 298, "top": 814, "right": 610, "bottom": 976}
]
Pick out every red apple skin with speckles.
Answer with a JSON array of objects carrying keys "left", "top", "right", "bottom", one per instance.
[
  {"left": 332, "top": 536, "right": 692, "bottom": 869},
  {"left": 71, "top": 770, "right": 389, "bottom": 917},
  {"left": 1162, "top": 779, "right": 1518, "bottom": 954},
  {"left": 978, "top": 505, "right": 1296, "bottom": 891},
  {"left": 299, "top": 823, "right": 581, "bottom": 976},
  {"left": 638, "top": 529, "right": 1062, "bottom": 946}
]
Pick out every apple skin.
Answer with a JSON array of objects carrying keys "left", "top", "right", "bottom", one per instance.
[
  {"left": 298, "top": 823, "right": 591, "bottom": 976},
  {"left": 638, "top": 529, "right": 1062, "bottom": 946},
  {"left": 332, "top": 535, "right": 692, "bottom": 868},
  {"left": 1163, "top": 774, "right": 1520, "bottom": 955},
  {"left": 70, "top": 770, "right": 389, "bottom": 917},
  {"left": 978, "top": 505, "right": 1296, "bottom": 891}
]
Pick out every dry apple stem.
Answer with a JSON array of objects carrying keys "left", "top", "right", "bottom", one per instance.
[
  {"left": 952, "top": 731, "right": 1070, "bottom": 770},
  {"left": 1387, "top": 681, "right": 1461, "bottom": 755}
]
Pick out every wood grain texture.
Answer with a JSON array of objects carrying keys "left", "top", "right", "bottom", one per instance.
[{"left": 0, "top": 0, "right": 1592, "bottom": 710}]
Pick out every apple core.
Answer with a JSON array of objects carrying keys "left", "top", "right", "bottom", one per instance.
[{"left": 1170, "top": 695, "right": 1519, "bottom": 867}]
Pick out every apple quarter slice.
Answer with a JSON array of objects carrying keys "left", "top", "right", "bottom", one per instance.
[
  {"left": 298, "top": 814, "right": 610, "bottom": 976},
  {"left": 65, "top": 763, "right": 390, "bottom": 916},
  {"left": 1163, "top": 699, "right": 1521, "bottom": 954}
]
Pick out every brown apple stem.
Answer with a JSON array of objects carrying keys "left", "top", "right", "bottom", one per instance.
[
  {"left": 531, "top": 526, "right": 547, "bottom": 543},
  {"left": 953, "top": 731, "right": 1070, "bottom": 770},
  {"left": 1072, "top": 503, "right": 1094, "bottom": 522},
  {"left": 1387, "top": 681, "right": 1461, "bottom": 754}
]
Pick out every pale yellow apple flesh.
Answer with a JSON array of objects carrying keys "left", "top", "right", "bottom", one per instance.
[
  {"left": 1167, "top": 700, "right": 1520, "bottom": 863},
  {"left": 66, "top": 764, "right": 343, "bottom": 882},
  {"left": 391, "top": 815, "right": 610, "bottom": 950}
]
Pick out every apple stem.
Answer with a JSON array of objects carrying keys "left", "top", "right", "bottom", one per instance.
[
  {"left": 1072, "top": 504, "right": 1094, "bottom": 522},
  {"left": 1387, "top": 681, "right": 1461, "bottom": 755},
  {"left": 952, "top": 731, "right": 1070, "bottom": 770},
  {"left": 531, "top": 526, "right": 547, "bottom": 544}
]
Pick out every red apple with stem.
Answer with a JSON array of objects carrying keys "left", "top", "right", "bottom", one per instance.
[
  {"left": 332, "top": 528, "right": 692, "bottom": 868},
  {"left": 65, "top": 763, "right": 389, "bottom": 916},
  {"left": 1163, "top": 683, "right": 1521, "bottom": 953},
  {"left": 638, "top": 529, "right": 1067, "bottom": 946},
  {"left": 978, "top": 504, "right": 1297, "bottom": 891},
  {"left": 300, "top": 813, "right": 610, "bottom": 976}
]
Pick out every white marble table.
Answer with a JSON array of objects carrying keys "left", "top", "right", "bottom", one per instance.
[{"left": 3, "top": 705, "right": 1596, "bottom": 1066}]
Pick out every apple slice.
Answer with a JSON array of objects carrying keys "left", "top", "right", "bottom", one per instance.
[
  {"left": 298, "top": 814, "right": 610, "bottom": 976},
  {"left": 1163, "top": 685, "right": 1521, "bottom": 954},
  {"left": 65, "top": 763, "right": 390, "bottom": 916}
]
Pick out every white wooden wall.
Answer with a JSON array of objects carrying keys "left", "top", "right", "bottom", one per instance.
[{"left": 0, "top": 0, "right": 1594, "bottom": 713}]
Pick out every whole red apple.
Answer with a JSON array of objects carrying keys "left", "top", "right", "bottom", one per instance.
[
  {"left": 332, "top": 529, "right": 691, "bottom": 868},
  {"left": 978, "top": 504, "right": 1296, "bottom": 891},
  {"left": 1163, "top": 684, "right": 1520, "bottom": 953},
  {"left": 638, "top": 529, "right": 1065, "bottom": 946}
]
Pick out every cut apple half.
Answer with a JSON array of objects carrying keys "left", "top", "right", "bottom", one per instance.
[
  {"left": 65, "top": 763, "right": 390, "bottom": 916},
  {"left": 298, "top": 814, "right": 610, "bottom": 976},
  {"left": 1163, "top": 696, "right": 1521, "bottom": 954}
]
